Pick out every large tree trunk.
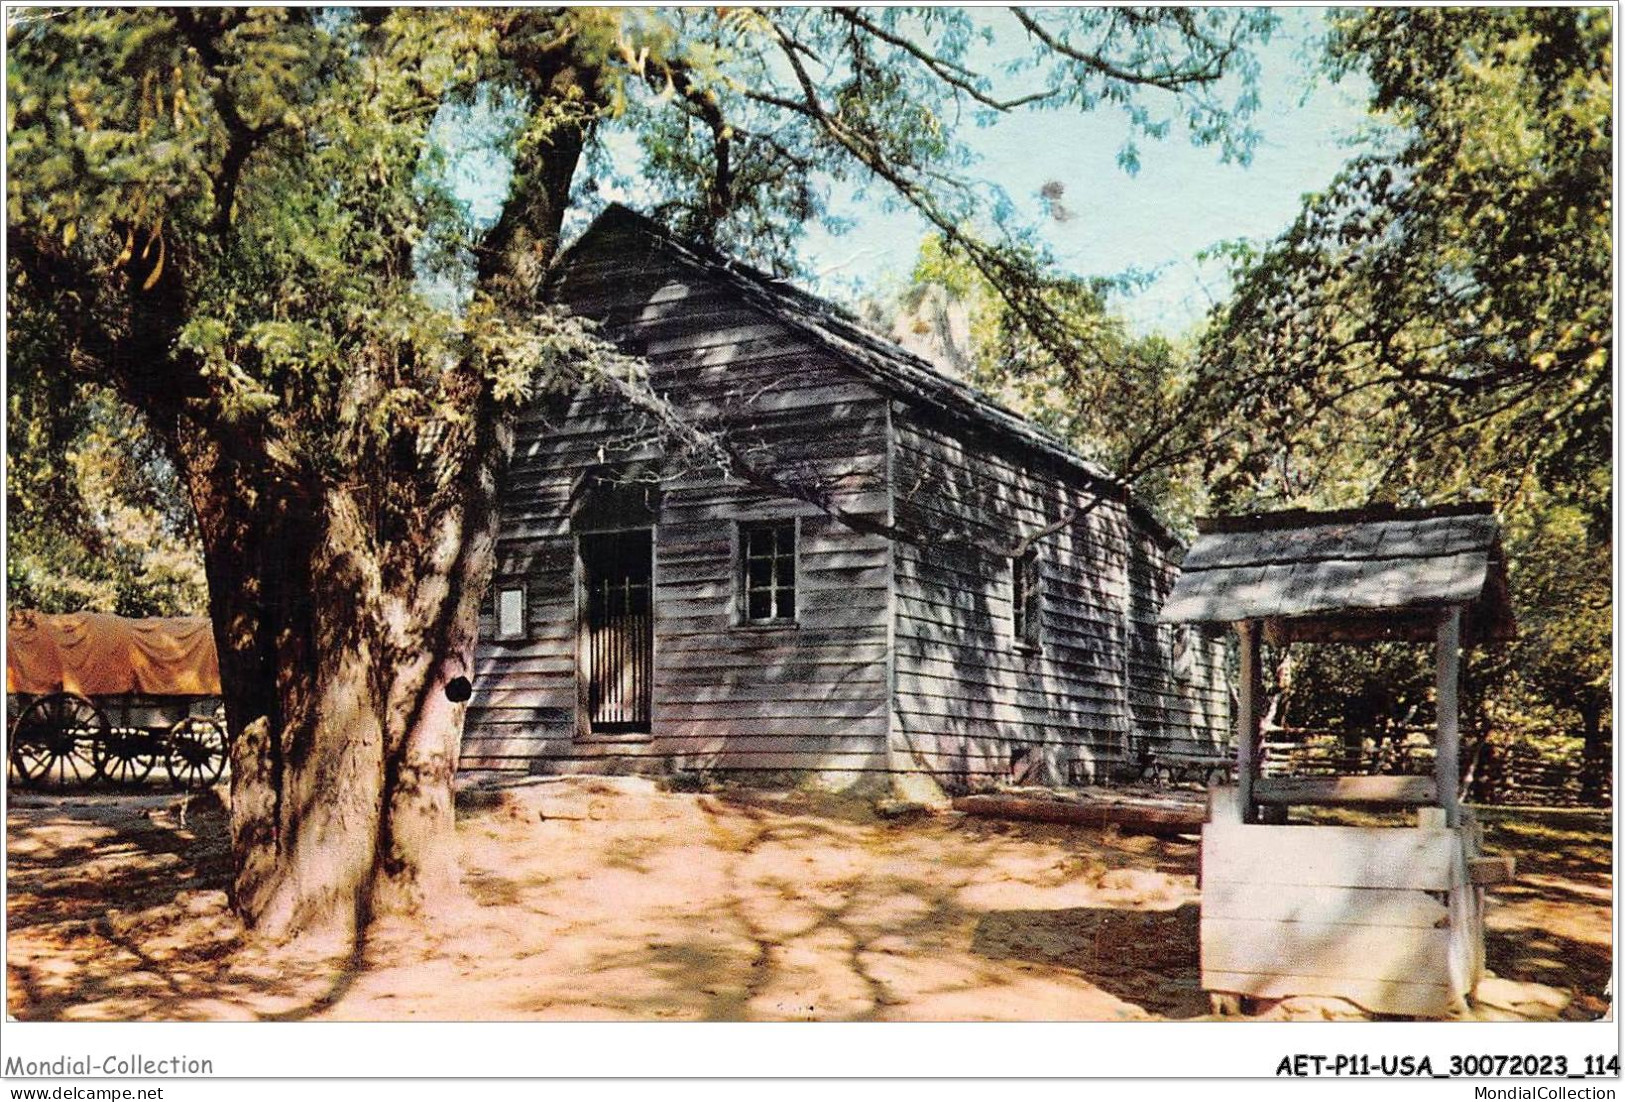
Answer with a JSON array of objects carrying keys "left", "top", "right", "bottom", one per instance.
[
  {"left": 14, "top": 12, "right": 601, "bottom": 941},
  {"left": 178, "top": 433, "right": 510, "bottom": 940},
  {"left": 179, "top": 121, "right": 584, "bottom": 940},
  {"left": 82, "top": 14, "right": 597, "bottom": 939},
  {"left": 165, "top": 154, "right": 584, "bottom": 940},
  {"left": 175, "top": 401, "right": 514, "bottom": 939}
]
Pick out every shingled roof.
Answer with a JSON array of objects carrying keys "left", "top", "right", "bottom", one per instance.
[
  {"left": 560, "top": 204, "right": 1180, "bottom": 546},
  {"left": 1160, "top": 504, "right": 1514, "bottom": 643}
]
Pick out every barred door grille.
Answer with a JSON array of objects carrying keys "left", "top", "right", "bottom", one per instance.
[{"left": 581, "top": 530, "right": 653, "bottom": 734}]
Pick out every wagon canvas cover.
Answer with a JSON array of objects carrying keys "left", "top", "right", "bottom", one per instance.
[{"left": 7, "top": 612, "right": 220, "bottom": 697}]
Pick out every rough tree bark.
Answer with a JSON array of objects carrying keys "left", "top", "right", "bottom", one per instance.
[
  {"left": 181, "top": 135, "right": 587, "bottom": 940},
  {"left": 175, "top": 417, "right": 518, "bottom": 938},
  {"left": 103, "top": 31, "right": 599, "bottom": 938}
]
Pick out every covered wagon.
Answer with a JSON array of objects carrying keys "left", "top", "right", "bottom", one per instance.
[{"left": 6, "top": 611, "right": 227, "bottom": 789}]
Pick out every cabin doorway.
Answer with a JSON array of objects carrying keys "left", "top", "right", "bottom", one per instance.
[{"left": 579, "top": 529, "right": 653, "bottom": 735}]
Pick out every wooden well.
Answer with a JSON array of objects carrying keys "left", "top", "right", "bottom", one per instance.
[
  {"left": 1201, "top": 789, "right": 1494, "bottom": 1017},
  {"left": 1162, "top": 506, "right": 1517, "bottom": 1018}
]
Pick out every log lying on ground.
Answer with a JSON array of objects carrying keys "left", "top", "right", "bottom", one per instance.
[{"left": 953, "top": 793, "right": 1205, "bottom": 836}]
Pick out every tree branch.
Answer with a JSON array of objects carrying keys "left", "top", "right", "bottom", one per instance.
[
  {"left": 648, "top": 60, "right": 734, "bottom": 232},
  {"left": 172, "top": 9, "right": 269, "bottom": 240},
  {"left": 832, "top": 8, "right": 1060, "bottom": 111},
  {"left": 1009, "top": 7, "right": 1234, "bottom": 91}
]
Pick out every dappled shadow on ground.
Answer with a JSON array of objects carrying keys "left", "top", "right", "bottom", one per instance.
[
  {"left": 6, "top": 782, "right": 1612, "bottom": 1022},
  {"left": 1481, "top": 807, "right": 1613, "bottom": 888},
  {"left": 1477, "top": 807, "right": 1613, "bottom": 1021},
  {"left": 1483, "top": 923, "right": 1611, "bottom": 1020},
  {"left": 5, "top": 794, "right": 381, "bottom": 1021},
  {"left": 9, "top": 782, "right": 1207, "bottom": 1021},
  {"left": 434, "top": 784, "right": 1209, "bottom": 1021}
]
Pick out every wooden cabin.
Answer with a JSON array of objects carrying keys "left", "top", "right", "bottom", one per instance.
[
  {"left": 1162, "top": 504, "right": 1517, "bottom": 1017},
  {"left": 461, "top": 204, "right": 1229, "bottom": 786}
]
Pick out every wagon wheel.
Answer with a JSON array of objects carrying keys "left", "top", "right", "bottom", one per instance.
[
  {"left": 8, "top": 692, "right": 107, "bottom": 788},
  {"left": 94, "top": 727, "right": 157, "bottom": 787},
  {"left": 165, "top": 714, "right": 227, "bottom": 790}
]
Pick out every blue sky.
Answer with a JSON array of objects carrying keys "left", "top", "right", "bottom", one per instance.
[
  {"left": 448, "top": 9, "right": 1380, "bottom": 338},
  {"left": 792, "top": 8, "right": 1379, "bottom": 337}
]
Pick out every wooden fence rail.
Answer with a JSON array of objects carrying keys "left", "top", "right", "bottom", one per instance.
[{"left": 1259, "top": 727, "right": 1610, "bottom": 808}]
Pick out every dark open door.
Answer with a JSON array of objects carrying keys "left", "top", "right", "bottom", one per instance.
[{"left": 579, "top": 529, "right": 653, "bottom": 734}]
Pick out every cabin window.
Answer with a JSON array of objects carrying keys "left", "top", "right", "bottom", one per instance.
[
  {"left": 496, "top": 583, "right": 528, "bottom": 641},
  {"left": 740, "top": 520, "right": 797, "bottom": 624},
  {"left": 1012, "top": 548, "right": 1042, "bottom": 650}
]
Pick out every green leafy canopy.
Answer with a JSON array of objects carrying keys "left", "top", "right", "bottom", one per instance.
[
  {"left": 1195, "top": 7, "right": 1612, "bottom": 750},
  {"left": 8, "top": 6, "right": 1276, "bottom": 612}
]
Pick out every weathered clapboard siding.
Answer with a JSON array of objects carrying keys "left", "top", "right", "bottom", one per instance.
[
  {"left": 648, "top": 500, "right": 891, "bottom": 773},
  {"left": 888, "top": 407, "right": 1229, "bottom": 783},
  {"left": 463, "top": 210, "right": 893, "bottom": 776},
  {"left": 462, "top": 529, "right": 578, "bottom": 770},
  {"left": 464, "top": 203, "right": 1228, "bottom": 786},
  {"left": 889, "top": 408, "right": 1128, "bottom": 782},
  {"left": 1126, "top": 523, "right": 1231, "bottom": 759}
]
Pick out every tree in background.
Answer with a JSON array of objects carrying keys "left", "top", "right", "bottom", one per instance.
[
  {"left": 7, "top": 7, "right": 1275, "bottom": 937},
  {"left": 1500, "top": 497, "right": 1612, "bottom": 801},
  {"left": 1197, "top": 7, "right": 1611, "bottom": 794},
  {"left": 10, "top": 258, "right": 207, "bottom": 616},
  {"left": 1200, "top": 7, "right": 1609, "bottom": 521},
  {"left": 866, "top": 234, "right": 1212, "bottom": 529},
  {"left": 7, "top": 383, "right": 208, "bottom": 616}
]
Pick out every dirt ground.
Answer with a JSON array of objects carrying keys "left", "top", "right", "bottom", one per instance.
[{"left": 5, "top": 776, "right": 1613, "bottom": 1021}]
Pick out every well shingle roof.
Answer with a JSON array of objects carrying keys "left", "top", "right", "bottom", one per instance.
[{"left": 1160, "top": 504, "right": 1514, "bottom": 640}]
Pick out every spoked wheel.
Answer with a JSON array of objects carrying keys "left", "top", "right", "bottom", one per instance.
[
  {"left": 94, "top": 728, "right": 158, "bottom": 787},
  {"left": 8, "top": 692, "right": 108, "bottom": 788},
  {"left": 165, "top": 714, "right": 227, "bottom": 790}
]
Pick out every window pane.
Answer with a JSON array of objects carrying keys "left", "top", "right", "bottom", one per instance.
[
  {"left": 741, "top": 521, "right": 796, "bottom": 622},
  {"left": 498, "top": 586, "right": 525, "bottom": 638},
  {"left": 748, "top": 555, "right": 773, "bottom": 589}
]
